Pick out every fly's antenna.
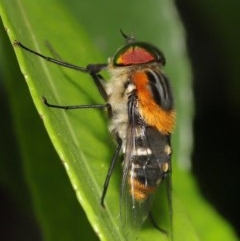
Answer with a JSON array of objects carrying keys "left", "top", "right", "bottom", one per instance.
[{"left": 120, "top": 29, "right": 135, "bottom": 43}]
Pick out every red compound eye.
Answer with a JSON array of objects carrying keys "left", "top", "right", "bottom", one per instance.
[{"left": 113, "top": 42, "right": 165, "bottom": 67}]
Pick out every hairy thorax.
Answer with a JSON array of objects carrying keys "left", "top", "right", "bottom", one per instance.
[{"left": 105, "top": 66, "right": 134, "bottom": 146}]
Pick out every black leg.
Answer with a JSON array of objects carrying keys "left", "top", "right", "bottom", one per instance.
[
  {"left": 14, "top": 41, "right": 91, "bottom": 72},
  {"left": 87, "top": 69, "right": 108, "bottom": 101},
  {"left": 42, "top": 96, "right": 111, "bottom": 110},
  {"left": 101, "top": 138, "right": 122, "bottom": 207},
  {"left": 14, "top": 41, "right": 109, "bottom": 100},
  {"left": 166, "top": 174, "right": 173, "bottom": 241},
  {"left": 15, "top": 40, "right": 119, "bottom": 209},
  {"left": 149, "top": 174, "right": 173, "bottom": 240},
  {"left": 149, "top": 212, "right": 167, "bottom": 234}
]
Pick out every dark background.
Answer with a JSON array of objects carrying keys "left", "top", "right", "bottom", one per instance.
[{"left": 176, "top": 0, "right": 240, "bottom": 237}]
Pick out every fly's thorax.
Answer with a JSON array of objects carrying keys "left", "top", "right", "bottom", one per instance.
[
  {"left": 106, "top": 62, "right": 173, "bottom": 144},
  {"left": 130, "top": 66, "right": 175, "bottom": 135},
  {"left": 106, "top": 62, "right": 161, "bottom": 99},
  {"left": 106, "top": 65, "right": 136, "bottom": 142}
]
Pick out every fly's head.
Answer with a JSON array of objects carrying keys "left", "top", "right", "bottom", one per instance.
[{"left": 111, "top": 38, "right": 166, "bottom": 68}]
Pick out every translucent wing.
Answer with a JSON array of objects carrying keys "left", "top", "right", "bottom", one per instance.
[{"left": 120, "top": 93, "right": 171, "bottom": 240}]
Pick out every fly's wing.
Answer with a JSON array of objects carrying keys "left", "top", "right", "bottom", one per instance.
[{"left": 120, "top": 94, "right": 172, "bottom": 240}]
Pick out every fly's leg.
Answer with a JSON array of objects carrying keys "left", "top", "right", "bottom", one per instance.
[
  {"left": 43, "top": 94, "right": 118, "bottom": 208},
  {"left": 42, "top": 94, "right": 116, "bottom": 207},
  {"left": 101, "top": 137, "right": 122, "bottom": 207},
  {"left": 166, "top": 173, "right": 173, "bottom": 241},
  {"left": 14, "top": 41, "right": 118, "bottom": 205},
  {"left": 13, "top": 41, "right": 108, "bottom": 101},
  {"left": 149, "top": 172, "right": 173, "bottom": 240},
  {"left": 42, "top": 96, "right": 110, "bottom": 110},
  {"left": 14, "top": 41, "right": 122, "bottom": 208},
  {"left": 149, "top": 213, "right": 167, "bottom": 234}
]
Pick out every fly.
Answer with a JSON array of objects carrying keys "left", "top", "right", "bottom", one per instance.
[{"left": 14, "top": 31, "right": 175, "bottom": 240}]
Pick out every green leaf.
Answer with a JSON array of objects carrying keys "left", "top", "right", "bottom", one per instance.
[
  {"left": 0, "top": 0, "right": 238, "bottom": 241},
  {"left": 0, "top": 4, "right": 98, "bottom": 241}
]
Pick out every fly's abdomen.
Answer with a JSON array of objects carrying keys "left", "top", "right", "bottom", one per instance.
[{"left": 127, "top": 126, "right": 171, "bottom": 202}]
